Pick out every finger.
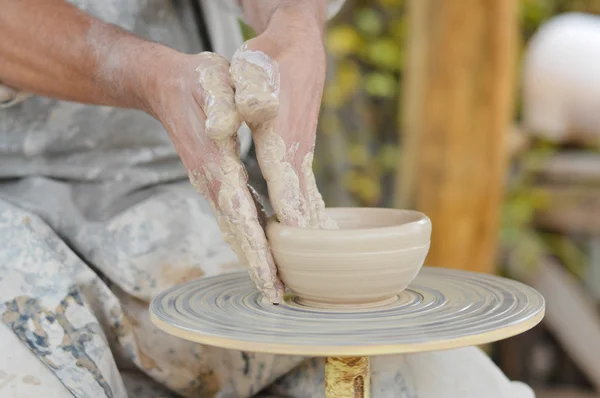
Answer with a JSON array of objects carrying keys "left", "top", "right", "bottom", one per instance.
[
  {"left": 191, "top": 54, "right": 248, "bottom": 269},
  {"left": 246, "top": 182, "right": 269, "bottom": 231},
  {"left": 215, "top": 206, "right": 282, "bottom": 304},
  {"left": 230, "top": 44, "right": 279, "bottom": 127},
  {"left": 190, "top": 164, "right": 256, "bottom": 285},
  {"left": 230, "top": 45, "right": 310, "bottom": 227},
  {"left": 214, "top": 203, "right": 248, "bottom": 268},
  {"left": 193, "top": 154, "right": 285, "bottom": 304},
  {"left": 189, "top": 169, "right": 237, "bottom": 251},
  {"left": 211, "top": 139, "right": 285, "bottom": 303},
  {"left": 206, "top": 191, "right": 276, "bottom": 303},
  {"left": 252, "top": 123, "right": 310, "bottom": 227},
  {"left": 193, "top": 53, "right": 283, "bottom": 302},
  {"left": 196, "top": 52, "right": 241, "bottom": 140},
  {"left": 301, "top": 152, "right": 338, "bottom": 229}
]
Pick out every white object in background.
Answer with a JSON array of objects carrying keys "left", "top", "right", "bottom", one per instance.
[{"left": 523, "top": 13, "right": 600, "bottom": 143}]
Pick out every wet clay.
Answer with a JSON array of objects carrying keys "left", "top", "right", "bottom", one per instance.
[
  {"left": 230, "top": 44, "right": 337, "bottom": 230},
  {"left": 189, "top": 52, "right": 283, "bottom": 303},
  {"left": 187, "top": 45, "right": 338, "bottom": 303},
  {"left": 266, "top": 208, "right": 432, "bottom": 308},
  {"left": 302, "top": 152, "right": 338, "bottom": 229}
]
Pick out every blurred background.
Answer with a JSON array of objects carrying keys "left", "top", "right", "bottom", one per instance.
[
  {"left": 247, "top": 0, "right": 600, "bottom": 396},
  {"left": 321, "top": 0, "right": 600, "bottom": 396}
]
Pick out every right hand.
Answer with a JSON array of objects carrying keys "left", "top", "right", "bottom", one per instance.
[
  {"left": 146, "top": 50, "right": 285, "bottom": 303},
  {"left": 230, "top": 3, "right": 337, "bottom": 230}
]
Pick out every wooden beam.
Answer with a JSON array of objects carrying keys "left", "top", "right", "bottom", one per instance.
[{"left": 397, "top": 0, "right": 518, "bottom": 273}]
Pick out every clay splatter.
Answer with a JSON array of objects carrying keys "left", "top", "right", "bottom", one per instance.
[{"left": 22, "top": 375, "right": 41, "bottom": 385}]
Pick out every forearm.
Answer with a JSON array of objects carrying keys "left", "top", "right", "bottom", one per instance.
[{"left": 0, "top": 0, "right": 170, "bottom": 111}]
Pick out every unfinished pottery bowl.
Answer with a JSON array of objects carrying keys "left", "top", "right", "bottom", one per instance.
[{"left": 266, "top": 207, "right": 431, "bottom": 308}]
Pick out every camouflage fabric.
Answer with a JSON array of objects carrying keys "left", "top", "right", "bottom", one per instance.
[{"left": 0, "top": 1, "right": 308, "bottom": 397}]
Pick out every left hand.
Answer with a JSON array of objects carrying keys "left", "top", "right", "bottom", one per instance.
[{"left": 231, "top": 1, "right": 337, "bottom": 229}]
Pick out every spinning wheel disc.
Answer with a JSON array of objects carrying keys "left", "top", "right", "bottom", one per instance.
[{"left": 150, "top": 267, "right": 544, "bottom": 356}]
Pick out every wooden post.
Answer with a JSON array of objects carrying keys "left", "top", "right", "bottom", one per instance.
[
  {"left": 397, "top": 0, "right": 518, "bottom": 274},
  {"left": 325, "top": 356, "right": 370, "bottom": 398}
]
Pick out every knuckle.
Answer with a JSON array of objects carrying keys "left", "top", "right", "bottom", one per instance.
[
  {"left": 205, "top": 114, "right": 240, "bottom": 140},
  {"left": 236, "top": 92, "right": 279, "bottom": 124},
  {"left": 197, "top": 51, "right": 229, "bottom": 69}
]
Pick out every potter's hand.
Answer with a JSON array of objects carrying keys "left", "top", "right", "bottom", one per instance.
[
  {"left": 0, "top": 0, "right": 291, "bottom": 302},
  {"left": 149, "top": 52, "right": 284, "bottom": 303},
  {"left": 231, "top": 1, "right": 337, "bottom": 229}
]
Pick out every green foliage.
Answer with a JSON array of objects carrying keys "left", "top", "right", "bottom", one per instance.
[
  {"left": 364, "top": 72, "right": 397, "bottom": 98},
  {"left": 238, "top": 19, "right": 256, "bottom": 41},
  {"left": 501, "top": 145, "right": 556, "bottom": 275},
  {"left": 317, "top": 1, "right": 406, "bottom": 207},
  {"left": 355, "top": 8, "right": 384, "bottom": 37},
  {"left": 520, "top": 0, "right": 553, "bottom": 40},
  {"left": 363, "top": 39, "right": 404, "bottom": 71}
]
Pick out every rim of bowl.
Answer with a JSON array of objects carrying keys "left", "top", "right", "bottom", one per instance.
[{"left": 267, "top": 207, "right": 431, "bottom": 240}]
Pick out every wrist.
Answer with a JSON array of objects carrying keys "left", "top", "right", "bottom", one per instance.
[
  {"left": 129, "top": 45, "right": 180, "bottom": 118},
  {"left": 114, "top": 40, "right": 182, "bottom": 118},
  {"left": 240, "top": 0, "right": 327, "bottom": 35}
]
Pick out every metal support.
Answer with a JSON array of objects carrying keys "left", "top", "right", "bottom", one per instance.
[{"left": 325, "top": 356, "right": 370, "bottom": 398}]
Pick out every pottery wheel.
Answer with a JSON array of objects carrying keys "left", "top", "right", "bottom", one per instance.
[{"left": 150, "top": 267, "right": 545, "bottom": 357}]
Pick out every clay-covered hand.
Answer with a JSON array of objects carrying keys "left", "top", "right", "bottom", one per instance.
[
  {"left": 149, "top": 52, "right": 284, "bottom": 303},
  {"left": 231, "top": 2, "right": 337, "bottom": 229}
]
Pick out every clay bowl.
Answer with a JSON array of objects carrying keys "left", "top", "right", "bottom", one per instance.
[{"left": 266, "top": 207, "right": 431, "bottom": 309}]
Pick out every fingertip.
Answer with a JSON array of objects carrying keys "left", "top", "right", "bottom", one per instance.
[
  {"left": 277, "top": 211, "right": 310, "bottom": 229},
  {"left": 230, "top": 46, "right": 281, "bottom": 126},
  {"left": 197, "top": 51, "right": 228, "bottom": 66},
  {"left": 265, "top": 290, "right": 283, "bottom": 305},
  {"left": 265, "top": 280, "right": 285, "bottom": 304}
]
